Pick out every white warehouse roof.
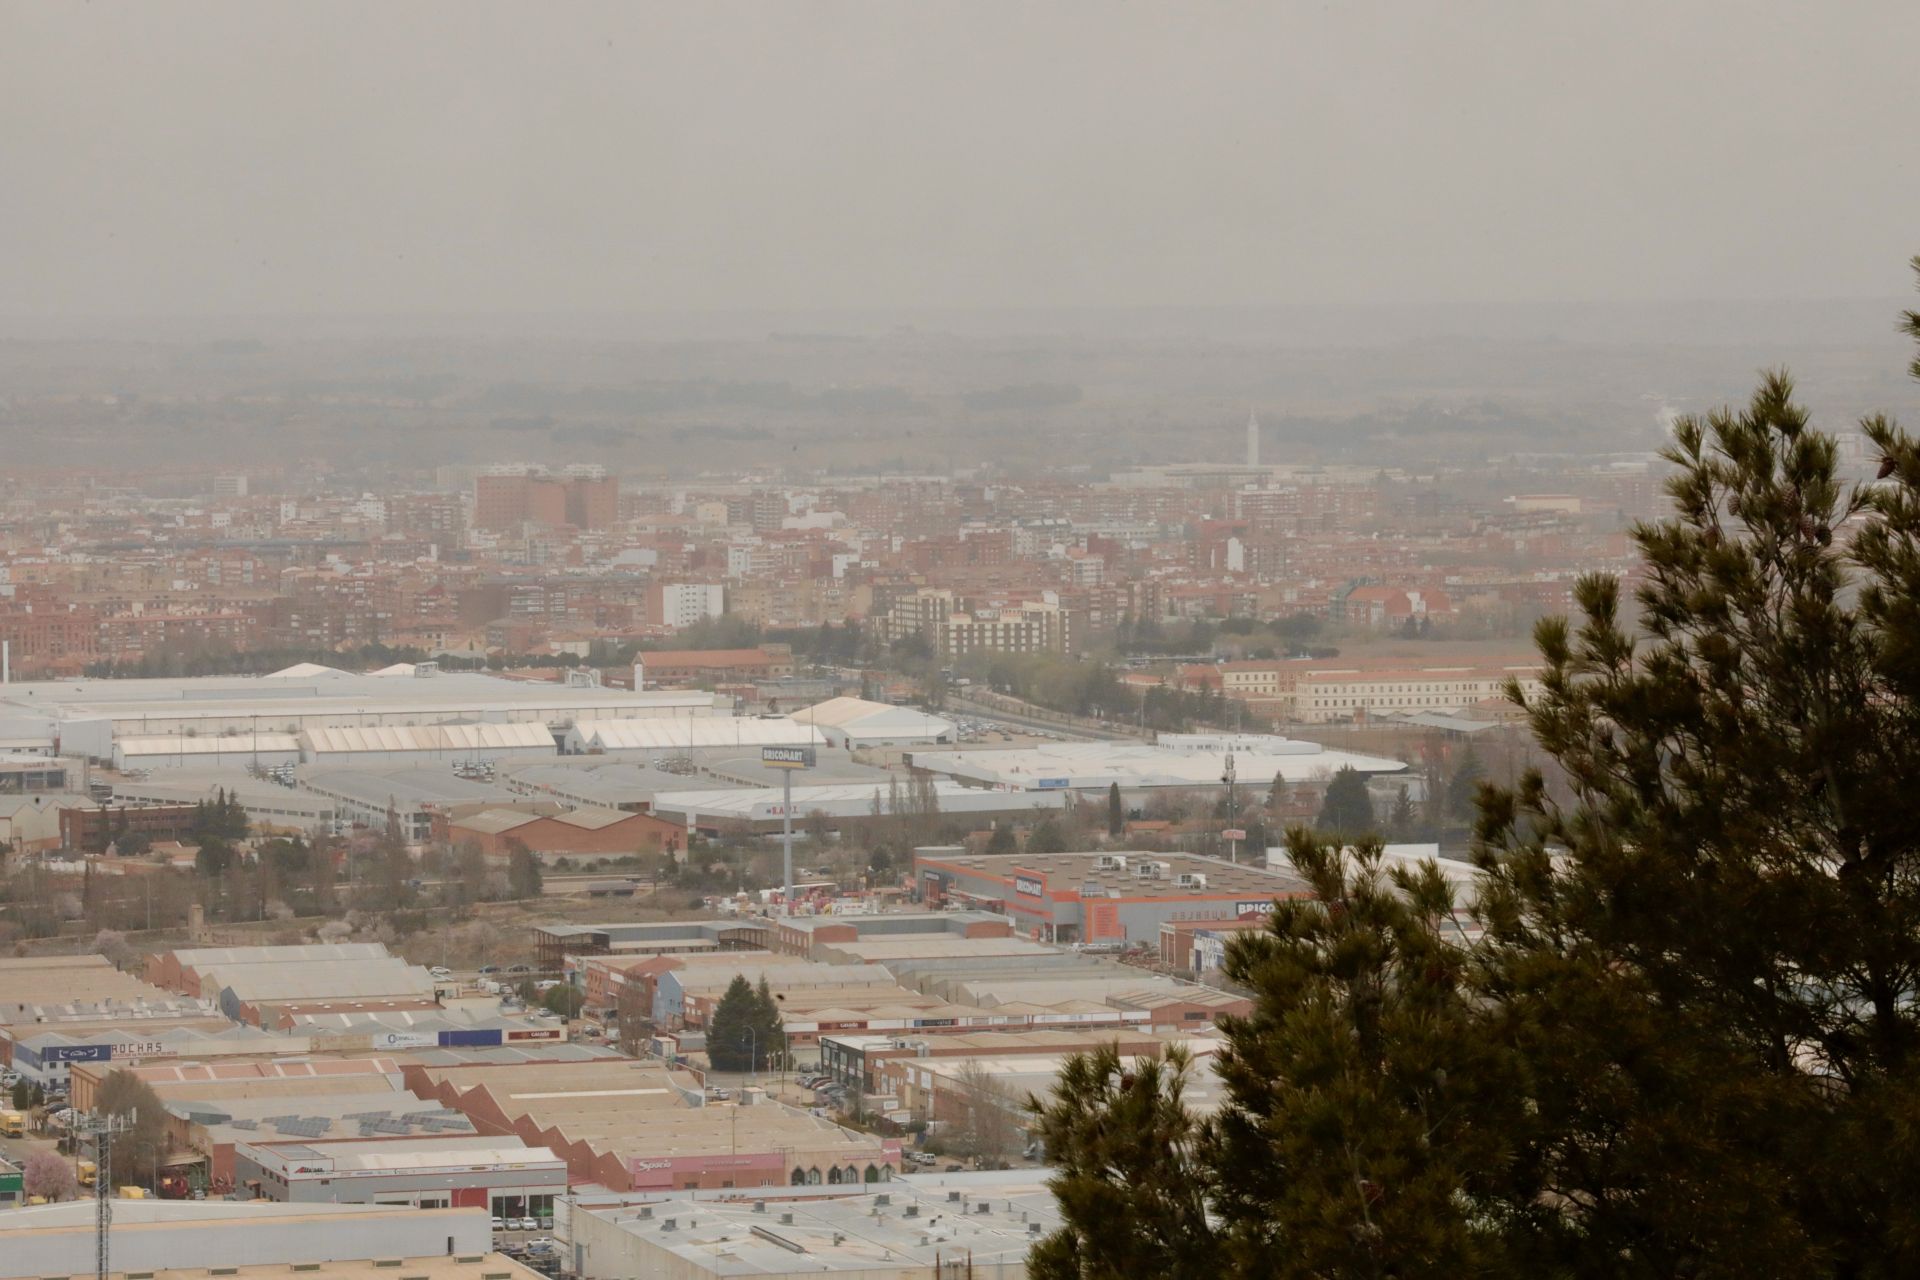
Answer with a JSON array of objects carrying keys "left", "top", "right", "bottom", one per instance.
[
  {"left": 651, "top": 780, "right": 1068, "bottom": 823},
  {"left": 910, "top": 739, "right": 1408, "bottom": 791},
  {"left": 571, "top": 717, "right": 826, "bottom": 752},
  {"left": 790, "top": 696, "right": 955, "bottom": 742}
]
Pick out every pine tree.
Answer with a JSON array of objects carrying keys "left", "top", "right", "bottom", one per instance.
[
  {"left": 1107, "top": 783, "right": 1124, "bottom": 838},
  {"left": 707, "top": 974, "right": 759, "bottom": 1073},
  {"left": 1029, "top": 1045, "right": 1222, "bottom": 1280},
  {"left": 1031, "top": 288, "right": 1920, "bottom": 1278},
  {"left": 752, "top": 976, "right": 785, "bottom": 1071},
  {"left": 1444, "top": 744, "right": 1484, "bottom": 822},
  {"left": 985, "top": 823, "right": 1017, "bottom": 855},
  {"left": 1202, "top": 832, "right": 1521, "bottom": 1275},
  {"left": 1314, "top": 766, "right": 1374, "bottom": 834},
  {"left": 1461, "top": 360, "right": 1920, "bottom": 1273},
  {"left": 506, "top": 842, "right": 543, "bottom": 899},
  {"left": 1387, "top": 786, "right": 1418, "bottom": 842}
]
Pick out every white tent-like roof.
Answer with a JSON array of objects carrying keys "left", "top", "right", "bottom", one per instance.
[
  {"left": 789, "top": 697, "right": 954, "bottom": 743},
  {"left": 303, "top": 722, "right": 557, "bottom": 756},
  {"left": 571, "top": 717, "right": 825, "bottom": 753}
]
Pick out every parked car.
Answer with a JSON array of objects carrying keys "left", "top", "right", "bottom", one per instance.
[
  {"left": 516, "top": 1216, "right": 538, "bottom": 1231},
  {"left": 429, "top": 966, "right": 452, "bottom": 980},
  {"left": 490, "top": 1217, "right": 506, "bottom": 1232},
  {"left": 478, "top": 965, "right": 500, "bottom": 975},
  {"left": 507, "top": 964, "right": 533, "bottom": 974}
]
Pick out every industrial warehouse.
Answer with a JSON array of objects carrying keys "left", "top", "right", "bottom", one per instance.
[
  {"left": 913, "top": 847, "right": 1313, "bottom": 945},
  {"left": 0, "top": 663, "right": 723, "bottom": 762},
  {"left": 907, "top": 732, "right": 1407, "bottom": 796}
]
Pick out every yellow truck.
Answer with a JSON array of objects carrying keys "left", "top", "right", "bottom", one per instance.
[
  {"left": 117, "top": 1186, "right": 146, "bottom": 1200},
  {"left": 0, "top": 1110, "right": 24, "bottom": 1138},
  {"left": 77, "top": 1160, "right": 97, "bottom": 1188}
]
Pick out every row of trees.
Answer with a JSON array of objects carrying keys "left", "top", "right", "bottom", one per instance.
[
  {"left": 1313, "top": 749, "right": 1488, "bottom": 842},
  {"left": 1030, "top": 293, "right": 1920, "bottom": 1277}
]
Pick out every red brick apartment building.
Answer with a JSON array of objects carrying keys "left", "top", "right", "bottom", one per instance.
[{"left": 475, "top": 472, "right": 618, "bottom": 531}]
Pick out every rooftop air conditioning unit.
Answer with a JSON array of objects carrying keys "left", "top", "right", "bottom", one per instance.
[
  {"left": 1134, "top": 862, "right": 1163, "bottom": 880},
  {"left": 1094, "top": 855, "right": 1127, "bottom": 871},
  {"left": 1177, "top": 872, "right": 1208, "bottom": 889},
  {"left": 411, "top": 662, "right": 438, "bottom": 678}
]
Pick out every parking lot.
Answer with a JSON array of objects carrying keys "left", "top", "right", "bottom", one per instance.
[{"left": 491, "top": 1216, "right": 560, "bottom": 1274}]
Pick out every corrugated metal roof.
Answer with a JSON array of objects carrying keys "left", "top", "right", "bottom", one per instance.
[
  {"left": 550, "top": 806, "right": 640, "bottom": 831},
  {"left": 448, "top": 808, "right": 540, "bottom": 835}
]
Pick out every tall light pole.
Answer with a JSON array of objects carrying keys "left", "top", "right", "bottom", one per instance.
[
  {"left": 1221, "top": 753, "right": 1238, "bottom": 864},
  {"left": 762, "top": 746, "right": 814, "bottom": 914}
]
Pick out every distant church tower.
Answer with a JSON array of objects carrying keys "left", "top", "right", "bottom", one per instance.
[{"left": 1246, "top": 411, "right": 1261, "bottom": 467}]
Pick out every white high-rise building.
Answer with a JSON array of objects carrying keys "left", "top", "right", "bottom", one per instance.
[{"left": 657, "top": 582, "right": 726, "bottom": 629}]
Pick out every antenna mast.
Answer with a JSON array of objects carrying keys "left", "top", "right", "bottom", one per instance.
[{"left": 73, "top": 1108, "right": 135, "bottom": 1280}]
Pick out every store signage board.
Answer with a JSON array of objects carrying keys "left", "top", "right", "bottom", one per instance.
[{"left": 762, "top": 746, "right": 816, "bottom": 769}]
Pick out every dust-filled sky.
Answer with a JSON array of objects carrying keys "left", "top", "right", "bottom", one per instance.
[{"left": 3, "top": 1, "right": 1917, "bottom": 319}]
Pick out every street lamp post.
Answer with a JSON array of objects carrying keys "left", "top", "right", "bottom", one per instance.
[{"left": 1222, "top": 752, "right": 1238, "bottom": 864}]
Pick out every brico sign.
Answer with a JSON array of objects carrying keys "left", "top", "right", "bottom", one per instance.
[{"left": 761, "top": 746, "right": 816, "bottom": 770}]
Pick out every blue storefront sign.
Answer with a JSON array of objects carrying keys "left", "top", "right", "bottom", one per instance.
[{"left": 43, "top": 1044, "right": 112, "bottom": 1064}]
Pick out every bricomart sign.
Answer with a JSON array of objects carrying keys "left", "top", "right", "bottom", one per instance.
[
  {"left": 762, "top": 746, "right": 816, "bottom": 769},
  {"left": 1014, "top": 872, "right": 1044, "bottom": 897}
]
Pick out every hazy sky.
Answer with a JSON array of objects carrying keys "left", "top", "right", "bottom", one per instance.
[{"left": 4, "top": 1, "right": 1918, "bottom": 319}]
